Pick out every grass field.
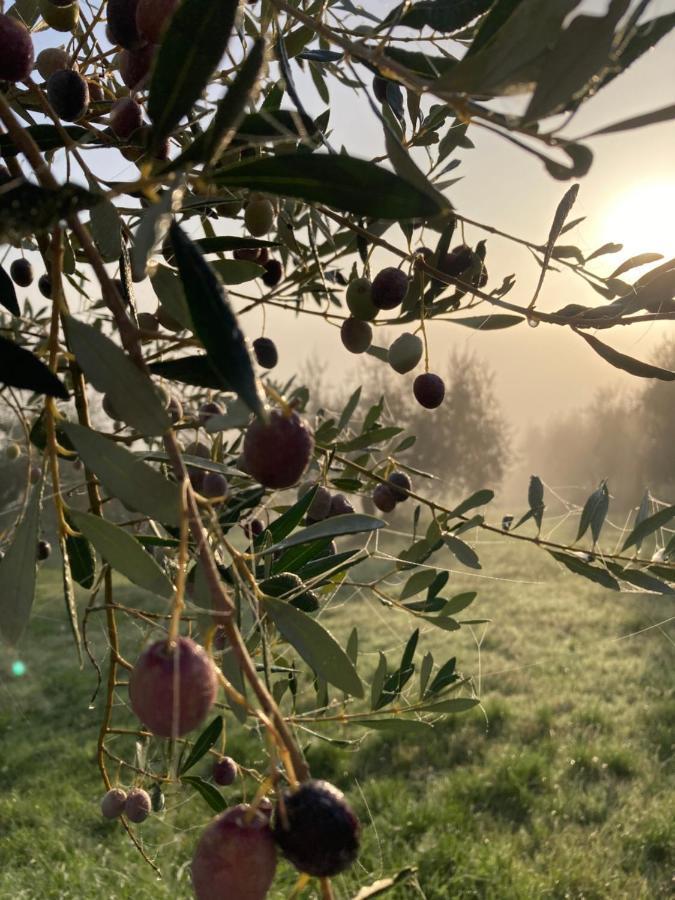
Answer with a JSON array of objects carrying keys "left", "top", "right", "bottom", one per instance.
[{"left": 1, "top": 534, "right": 673, "bottom": 899}]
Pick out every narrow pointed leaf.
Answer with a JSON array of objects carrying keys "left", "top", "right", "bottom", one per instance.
[
  {"left": 68, "top": 510, "right": 173, "bottom": 598},
  {"left": 214, "top": 154, "right": 445, "bottom": 220},
  {"left": 443, "top": 534, "right": 481, "bottom": 569},
  {"left": 577, "top": 331, "right": 675, "bottom": 381},
  {"left": 64, "top": 317, "right": 170, "bottom": 436},
  {"left": 450, "top": 314, "right": 524, "bottom": 330},
  {"left": 263, "top": 595, "right": 364, "bottom": 697},
  {"left": 148, "top": 0, "right": 239, "bottom": 151},
  {"left": 548, "top": 550, "right": 619, "bottom": 590},
  {"left": 0, "top": 479, "right": 43, "bottom": 645},
  {"left": 609, "top": 253, "right": 664, "bottom": 279},
  {"left": 62, "top": 423, "right": 182, "bottom": 526},
  {"left": 622, "top": 505, "right": 675, "bottom": 553},
  {"left": 180, "top": 775, "right": 226, "bottom": 813},
  {"left": 169, "top": 223, "right": 263, "bottom": 417},
  {"left": 0, "top": 264, "right": 20, "bottom": 316},
  {"left": 531, "top": 184, "right": 579, "bottom": 308},
  {"left": 0, "top": 335, "right": 69, "bottom": 398},
  {"left": 149, "top": 355, "right": 230, "bottom": 390},
  {"left": 173, "top": 38, "right": 266, "bottom": 168},
  {"left": 179, "top": 716, "right": 223, "bottom": 774},
  {"left": 262, "top": 514, "right": 385, "bottom": 555},
  {"left": 59, "top": 533, "right": 83, "bottom": 665},
  {"left": 450, "top": 489, "right": 494, "bottom": 518}
]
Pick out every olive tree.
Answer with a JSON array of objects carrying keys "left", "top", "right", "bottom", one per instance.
[{"left": 0, "top": 0, "right": 674, "bottom": 896}]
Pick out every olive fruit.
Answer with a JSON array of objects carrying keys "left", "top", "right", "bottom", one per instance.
[
  {"left": 301, "top": 483, "right": 332, "bottom": 521},
  {"left": 6, "top": 443, "right": 21, "bottom": 460},
  {"left": 156, "top": 304, "right": 182, "bottom": 332},
  {"left": 38, "top": 275, "right": 53, "bottom": 298},
  {"left": 107, "top": 0, "right": 144, "bottom": 50},
  {"left": 201, "top": 471, "right": 228, "bottom": 501},
  {"left": 413, "top": 372, "right": 445, "bottom": 409},
  {"left": 233, "top": 247, "right": 268, "bottom": 263},
  {"left": 29, "top": 465, "right": 41, "bottom": 484},
  {"left": 371, "top": 267, "right": 409, "bottom": 310},
  {"left": 440, "top": 244, "right": 473, "bottom": 279},
  {"left": 198, "top": 401, "right": 222, "bottom": 426},
  {"left": 128, "top": 636, "right": 217, "bottom": 737},
  {"left": 387, "top": 470, "right": 412, "bottom": 502},
  {"left": 37, "top": 539, "right": 51, "bottom": 561},
  {"left": 340, "top": 317, "right": 372, "bottom": 354},
  {"left": 345, "top": 277, "right": 377, "bottom": 321},
  {"left": 243, "top": 409, "right": 314, "bottom": 490},
  {"left": 372, "top": 483, "right": 397, "bottom": 513},
  {"left": 273, "top": 779, "right": 360, "bottom": 877},
  {"left": 110, "top": 96, "right": 143, "bottom": 139},
  {"left": 259, "top": 572, "right": 319, "bottom": 613},
  {"left": 252, "top": 337, "right": 278, "bottom": 370},
  {"left": 136, "top": 0, "right": 178, "bottom": 44},
  {"left": 192, "top": 804, "right": 277, "bottom": 900},
  {"left": 261, "top": 258, "right": 282, "bottom": 287},
  {"left": 388, "top": 332, "right": 423, "bottom": 374},
  {"left": 329, "top": 493, "right": 354, "bottom": 517},
  {"left": 244, "top": 198, "right": 275, "bottom": 237},
  {"left": 47, "top": 69, "right": 89, "bottom": 121},
  {"left": 10, "top": 259, "right": 33, "bottom": 288},
  {"left": 118, "top": 43, "right": 155, "bottom": 90},
  {"left": 0, "top": 14, "right": 34, "bottom": 82},
  {"left": 124, "top": 788, "right": 151, "bottom": 823},
  {"left": 101, "top": 788, "right": 127, "bottom": 819},
  {"left": 35, "top": 46, "right": 69, "bottom": 80},
  {"left": 243, "top": 517, "right": 264, "bottom": 539},
  {"left": 39, "top": 0, "right": 79, "bottom": 33},
  {"left": 213, "top": 756, "right": 238, "bottom": 787}
]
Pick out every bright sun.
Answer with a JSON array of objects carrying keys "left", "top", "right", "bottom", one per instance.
[{"left": 599, "top": 181, "right": 675, "bottom": 261}]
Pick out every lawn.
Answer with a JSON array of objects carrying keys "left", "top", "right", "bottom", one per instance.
[{"left": 1, "top": 534, "right": 673, "bottom": 899}]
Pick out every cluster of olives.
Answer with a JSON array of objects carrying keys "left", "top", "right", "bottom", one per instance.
[
  {"left": 191, "top": 779, "right": 359, "bottom": 898},
  {"left": 371, "top": 469, "right": 413, "bottom": 513},
  {"left": 233, "top": 246, "right": 283, "bottom": 289},
  {"left": 123, "top": 634, "right": 361, "bottom": 894},
  {"left": 7, "top": 258, "right": 53, "bottom": 299},
  {"left": 299, "top": 483, "right": 355, "bottom": 523},
  {"left": 342, "top": 272, "right": 446, "bottom": 410},
  {"left": 100, "top": 786, "right": 155, "bottom": 824}
]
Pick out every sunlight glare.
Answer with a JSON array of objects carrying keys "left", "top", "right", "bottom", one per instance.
[{"left": 599, "top": 181, "right": 675, "bottom": 261}]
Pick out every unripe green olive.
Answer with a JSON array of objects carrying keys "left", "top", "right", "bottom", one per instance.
[
  {"left": 244, "top": 198, "right": 275, "bottom": 237},
  {"left": 388, "top": 332, "right": 423, "bottom": 374}
]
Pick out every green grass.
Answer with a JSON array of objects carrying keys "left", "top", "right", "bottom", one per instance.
[{"left": 1, "top": 537, "right": 673, "bottom": 899}]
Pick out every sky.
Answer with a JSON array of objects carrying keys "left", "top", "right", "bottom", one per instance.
[{"left": 11, "top": 0, "right": 675, "bottom": 430}]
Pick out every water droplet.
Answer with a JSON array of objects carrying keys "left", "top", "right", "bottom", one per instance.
[{"left": 527, "top": 316, "right": 540, "bottom": 328}]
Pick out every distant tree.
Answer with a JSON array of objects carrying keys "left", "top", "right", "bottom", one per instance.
[{"left": 310, "top": 348, "right": 511, "bottom": 497}]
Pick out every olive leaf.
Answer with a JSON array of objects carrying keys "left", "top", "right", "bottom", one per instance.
[
  {"left": 148, "top": 0, "right": 239, "bottom": 151},
  {"left": 169, "top": 223, "right": 264, "bottom": 417},
  {"left": 0, "top": 335, "right": 69, "bottom": 399}
]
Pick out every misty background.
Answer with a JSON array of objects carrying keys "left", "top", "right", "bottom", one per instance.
[{"left": 3, "top": 0, "right": 674, "bottom": 523}]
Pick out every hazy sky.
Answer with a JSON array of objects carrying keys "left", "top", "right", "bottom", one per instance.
[{"left": 13, "top": 1, "right": 675, "bottom": 429}]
